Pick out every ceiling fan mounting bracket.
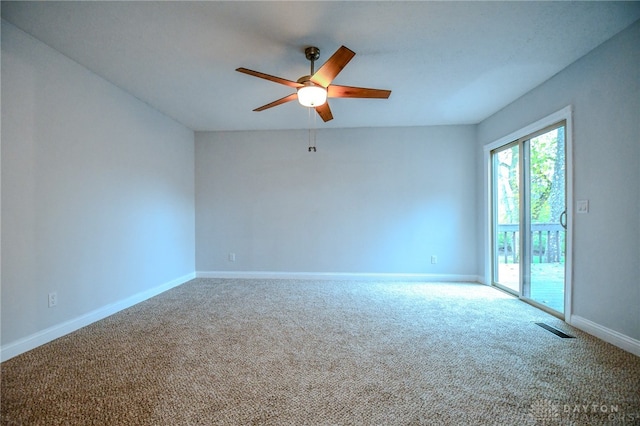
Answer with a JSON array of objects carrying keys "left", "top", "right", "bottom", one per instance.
[{"left": 304, "top": 46, "right": 320, "bottom": 62}]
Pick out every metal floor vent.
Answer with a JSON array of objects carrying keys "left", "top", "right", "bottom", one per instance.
[{"left": 535, "top": 322, "right": 575, "bottom": 339}]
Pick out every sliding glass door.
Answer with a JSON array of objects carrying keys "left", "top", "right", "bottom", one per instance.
[{"left": 491, "top": 122, "right": 566, "bottom": 316}]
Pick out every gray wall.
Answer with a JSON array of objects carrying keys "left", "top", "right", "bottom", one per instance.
[
  {"left": 477, "top": 20, "right": 640, "bottom": 340},
  {"left": 1, "top": 22, "right": 196, "bottom": 346},
  {"left": 195, "top": 126, "right": 477, "bottom": 277}
]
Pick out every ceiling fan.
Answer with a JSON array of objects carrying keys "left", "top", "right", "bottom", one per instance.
[{"left": 236, "top": 45, "right": 391, "bottom": 122}]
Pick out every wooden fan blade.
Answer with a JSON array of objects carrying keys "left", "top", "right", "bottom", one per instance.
[
  {"left": 310, "top": 46, "right": 355, "bottom": 88},
  {"left": 315, "top": 101, "right": 333, "bottom": 122},
  {"left": 236, "top": 67, "right": 303, "bottom": 88},
  {"left": 253, "top": 93, "right": 298, "bottom": 111},
  {"left": 328, "top": 85, "right": 391, "bottom": 99}
]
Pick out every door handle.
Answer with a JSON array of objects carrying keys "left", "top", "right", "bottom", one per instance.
[{"left": 560, "top": 210, "right": 567, "bottom": 229}]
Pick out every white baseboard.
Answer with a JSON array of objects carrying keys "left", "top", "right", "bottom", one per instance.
[
  {"left": 569, "top": 315, "right": 640, "bottom": 357},
  {"left": 0, "top": 272, "right": 196, "bottom": 362},
  {"left": 196, "top": 270, "right": 479, "bottom": 282}
]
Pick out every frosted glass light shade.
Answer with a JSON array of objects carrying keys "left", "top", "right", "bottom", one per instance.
[{"left": 297, "top": 85, "right": 327, "bottom": 107}]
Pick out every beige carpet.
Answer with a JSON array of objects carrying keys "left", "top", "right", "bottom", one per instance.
[{"left": 2, "top": 279, "right": 639, "bottom": 425}]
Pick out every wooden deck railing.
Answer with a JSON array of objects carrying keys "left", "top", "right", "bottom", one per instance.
[{"left": 496, "top": 223, "right": 565, "bottom": 264}]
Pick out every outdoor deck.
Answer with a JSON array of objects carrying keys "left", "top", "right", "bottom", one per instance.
[
  {"left": 496, "top": 263, "right": 565, "bottom": 313},
  {"left": 495, "top": 224, "right": 565, "bottom": 313}
]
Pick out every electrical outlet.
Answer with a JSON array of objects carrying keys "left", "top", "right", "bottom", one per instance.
[
  {"left": 431, "top": 255, "right": 438, "bottom": 264},
  {"left": 228, "top": 252, "right": 236, "bottom": 262},
  {"left": 48, "top": 292, "right": 58, "bottom": 308}
]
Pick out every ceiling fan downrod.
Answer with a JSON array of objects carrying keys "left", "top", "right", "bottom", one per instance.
[{"left": 305, "top": 46, "right": 320, "bottom": 75}]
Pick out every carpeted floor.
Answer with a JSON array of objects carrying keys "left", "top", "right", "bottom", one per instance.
[{"left": 1, "top": 279, "right": 639, "bottom": 425}]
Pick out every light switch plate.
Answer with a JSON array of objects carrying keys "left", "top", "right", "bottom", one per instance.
[{"left": 577, "top": 200, "right": 589, "bottom": 214}]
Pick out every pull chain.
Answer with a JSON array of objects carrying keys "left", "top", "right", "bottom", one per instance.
[{"left": 308, "top": 107, "right": 317, "bottom": 152}]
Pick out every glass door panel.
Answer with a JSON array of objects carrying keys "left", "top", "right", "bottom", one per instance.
[
  {"left": 492, "top": 144, "right": 520, "bottom": 293},
  {"left": 525, "top": 126, "right": 566, "bottom": 314}
]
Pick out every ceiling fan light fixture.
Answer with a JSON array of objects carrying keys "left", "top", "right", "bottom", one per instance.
[
  {"left": 237, "top": 45, "right": 390, "bottom": 121},
  {"left": 297, "top": 83, "right": 327, "bottom": 107}
]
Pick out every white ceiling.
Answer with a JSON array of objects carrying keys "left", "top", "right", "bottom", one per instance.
[{"left": 2, "top": 1, "right": 640, "bottom": 131}]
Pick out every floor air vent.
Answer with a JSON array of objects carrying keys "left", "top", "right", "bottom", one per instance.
[{"left": 535, "top": 322, "right": 575, "bottom": 338}]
